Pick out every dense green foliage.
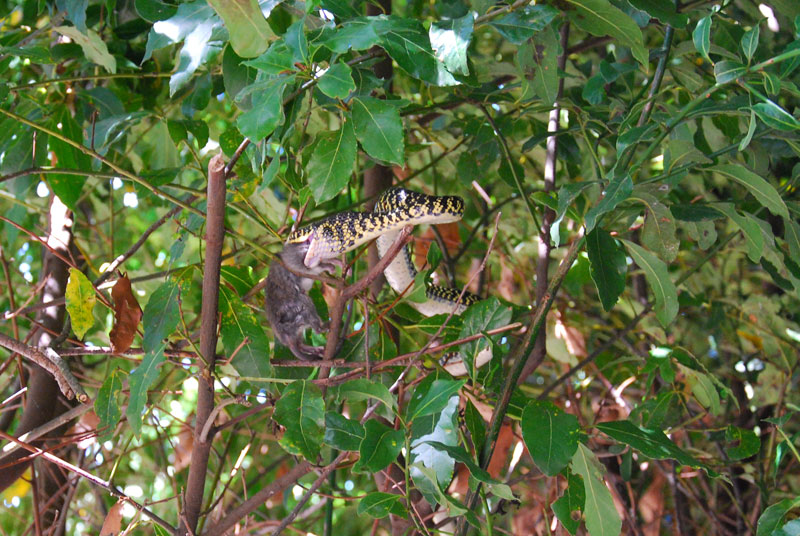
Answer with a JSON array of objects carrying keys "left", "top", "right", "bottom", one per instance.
[{"left": 1, "top": 0, "right": 800, "bottom": 534}]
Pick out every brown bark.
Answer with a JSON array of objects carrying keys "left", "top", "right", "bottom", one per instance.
[
  {"left": 179, "top": 154, "right": 227, "bottom": 535},
  {"left": 0, "top": 196, "right": 74, "bottom": 525}
]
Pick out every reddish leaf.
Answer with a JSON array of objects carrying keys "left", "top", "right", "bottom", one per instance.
[
  {"left": 109, "top": 274, "right": 142, "bottom": 352},
  {"left": 100, "top": 500, "right": 123, "bottom": 536}
]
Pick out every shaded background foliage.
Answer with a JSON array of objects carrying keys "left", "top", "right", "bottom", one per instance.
[{"left": 0, "top": 0, "right": 799, "bottom": 534}]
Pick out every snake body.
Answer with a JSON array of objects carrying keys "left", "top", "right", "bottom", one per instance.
[{"left": 287, "top": 187, "right": 489, "bottom": 374}]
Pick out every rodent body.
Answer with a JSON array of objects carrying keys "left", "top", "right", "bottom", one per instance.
[{"left": 264, "top": 242, "right": 331, "bottom": 361}]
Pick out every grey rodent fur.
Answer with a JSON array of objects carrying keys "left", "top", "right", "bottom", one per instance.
[{"left": 264, "top": 241, "right": 337, "bottom": 361}]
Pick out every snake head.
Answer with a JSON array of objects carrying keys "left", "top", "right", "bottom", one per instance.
[{"left": 284, "top": 227, "right": 341, "bottom": 275}]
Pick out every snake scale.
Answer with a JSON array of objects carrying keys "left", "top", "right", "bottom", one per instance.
[{"left": 278, "top": 187, "right": 490, "bottom": 374}]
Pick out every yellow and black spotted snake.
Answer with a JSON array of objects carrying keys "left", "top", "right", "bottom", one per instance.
[{"left": 287, "top": 187, "right": 491, "bottom": 375}]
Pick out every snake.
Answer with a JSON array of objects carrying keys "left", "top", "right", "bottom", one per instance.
[{"left": 287, "top": 187, "right": 490, "bottom": 375}]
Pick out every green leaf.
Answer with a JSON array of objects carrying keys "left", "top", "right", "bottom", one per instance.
[
  {"left": 685, "top": 220, "right": 718, "bottom": 250},
  {"left": 376, "top": 16, "right": 440, "bottom": 85},
  {"left": 677, "top": 363, "right": 721, "bottom": 415},
  {"left": 244, "top": 40, "right": 296, "bottom": 75},
  {"left": 65, "top": 268, "right": 96, "bottom": 339},
  {"left": 584, "top": 172, "right": 633, "bottom": 233},
  {"left": 636, "top": 194, "right": 679, "bottom": 263},
  {"left": 48, "top": 108, "right": 89, "bottom": 209},
  {"left": 565, "top": 0, "right": 649, "bottom": 68},
  {"left": 757, "top": 498, "right": 800, "bottom": 536},
  {"left": 693, "top": 16, "right": 711, "bottom": 63},
  {"left": 355, "top": 419, "right": 404, "bottom": 472},
  {"left": 616, "top": 124, "right": 658, "bottom": 157},
  {"left": 713, "top": 203, "right": 764, "bottom": 262},
  {"left": 317, "top": 62, "right": 356, "bottom": 99},
  {"left": 282, "top": 18, "right": 307, "bottom": 62},
  {"left": 741, "top": 24, "right": 760, "bottom": 62},
  {"left": 457, "top": 297, "right": 512, "bottom": 379},
  {"left": 424, "top": 442, "right": 494, "bottom": 484},
  {"left": 135, "top": 0, "right": 178, "bottom": 22},
  {"left": 670, "top": 204, "right": 723, "bottom": 222},
  {"left": 141, "top": 281, "right": 181, "bottom": 354},
  {"left": 324, "top": 412, "right": 365, "bottom": 451},
  {"left": 338, "top": 378, "right": 397, "bottom": 413},
  {"left": 350, "top": 96, "right": 404, "bottom": 165},
  {"left": 94, "top": 370, "right": 123, "bottom": 436},
  {"left": 518, "top": 24, "right": 560, "bottom": 109},
  {"left": 207, "top": 0, "right": 272, "bottom": 58},
  {"left": 127, "top": 345, "right": 166, "bottom": 438},
  {"left": 710, "top": 164, "right": 789, "bottom": 218},
  {"left": 553, "top": 182, "right": 594, "bottom": 247},
  {"left": 274, "top": 380, "right": 325, "bottom": 461},
  {"left": 430, "top": 13, "right": 474, "bottom": 77},
  {"left": 357, "top": 492, "right": 408, "bottom": 519},
  {"left": 321, "top": 17, "right": 381, "bottom": 53},
  {"left": 586, "top": 228, "right": 627, "bottom": 312},
  {"left": 752, "top": 101, "right": 800, "bottom": 131},
  {"left": 571, "top": 443, "right": 622, "bottom": 536},
  {"left": 490, "top": 4, "right": 558, "bottom": 45},
  {"left": 219, "top": 286, "right": 273, "bottom": 380},
  {"left": 142, "top": 0, "right": 221, "bottom": 94},
  {"left": 739, "top": 108, "right": 757, "bottom": 151},
  {"left": 465, "top": 400, "right": 486, "bottom": 451},
  {"left": 406, "top": 378, "right": 465, "bottom": 422},
  {"left": 236, "top": 76, "right": 292, "bottom": 140},
  {"left": 126, "top": 280, "right": 180, "bottom": 437},
  {"left": 628, "top": 0, "right": 688, "bottom": 28},
  {"left": 307, "top": 122, "right": 357, "bottom": 204},
  {"left": 725, "top": 425, "right": 761, "bottom": 460},
  {"left": 622, "top": 241, "right": 679, "bottom": 327},
  {"left": 521, "top": 400, "right": 581, "bottom": 476},
  {"left": 553, "top": 470, "right": 586, "bottom": 535},
  {"left": 714, "top": 60, "right": 747, "bottom": 84},
  {"left": 410, "top": 395, "right": 459, "bottom": 497},
  {"left": 54, "top": 26, "right": 116, "bottom": 74},
  {"left": 597, "top": 420, "right": 711, "bottom": 471}
]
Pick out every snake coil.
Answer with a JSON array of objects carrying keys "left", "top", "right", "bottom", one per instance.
[{"left": 287, "top": 187, "right": 490, "bottom": 374}]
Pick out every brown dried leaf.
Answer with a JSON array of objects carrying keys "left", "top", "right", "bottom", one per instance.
[
  {"left": 413, "top": 223, "right": 462, "bottom": 268},
  {"left": 73, "top": 410, "right": 100, "bottom": 449},
  {"left": 497, "top": 258, "right": 517, "bottom": 302},
  {"left": 173, "top": 424, "right": 194, "bottom": 472},
  {"left": 554, "top": 314, "right": 587, "bottom": 358},
  {"left": 639, "top": 470, "right": 666, "bottom": 536},
  {"left": 100, "top": 500, "right": 123, "bottom": 536},
  {"left": 109, "top": 274, "right": 142, "bottom": 352}
]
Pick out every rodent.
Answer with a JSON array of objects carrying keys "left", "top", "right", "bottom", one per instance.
[{"left": 264, "top": 241, "right": 336, "bottom": 361}]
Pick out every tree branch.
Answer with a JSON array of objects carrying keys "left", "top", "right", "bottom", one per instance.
[{"left": 179, "top": 153, "right": 227, "bottom": 535}]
